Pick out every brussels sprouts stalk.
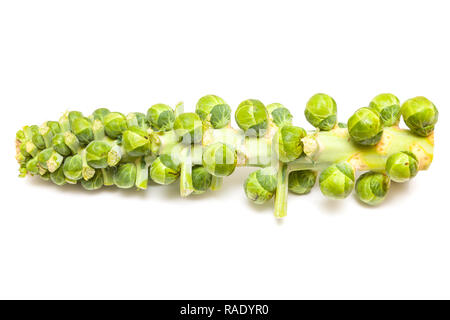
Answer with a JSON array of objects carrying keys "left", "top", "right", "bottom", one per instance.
[
  {"left": 274, "top": 162, "right": 289, "bottom": 219},
  {"left": 15, "top": 94, "right": 438, "bottom": 219}
]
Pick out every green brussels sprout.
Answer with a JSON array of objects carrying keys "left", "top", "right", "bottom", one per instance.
[
  {"left": 122, "top": 128, "right": 151, "bottom": 157},
  {"left": 81, "top": 170, "right": 104, "bottom": 190},
  {"left": 347, "top": 107, "right": 383, "bottom": 145},
  {"left": 266, "top": 103, "right": 293, "bottom": 127},
  {"left": 150, "top": 154, "right": 180, "bottom": 185},
  {"left": 385, "top": 151, "right": 418, "bottom": 183},
  {"left": 146, "top": 104, "right": 175, "bottom": 131},
  {"left": 40, "top": 171, "right": 50, "bottom": 181},
  {"left": 173, "top": 112, "right": 202, "bottom": 144},
  {"left": 202, "top": 142, "right": 237, "bottom": 177},
  {"left": 126, "top": 112, "right": 148, "bottom": 130},
  {"left": 47, "top": 121, "right": 61, "bottom": 134},
  {"left": 52, "top": 133, "right": 72, "bottom": 156},
  {"left": 369, "top": 93, "right": 401, "bottom": 127},
  {"left": 235, "top": 99, "right": 268, "bottom": 137},
  {"left": 29, "top": 125, "right": 46, "bottom": 149},
  {"left": 244, "top": 167, "right": 277, "bottom": 204},
  {"left": 288, "top": 170, "right": 317, "bottom": 195},
  {"left": 20, "top": 141, "right": 37, "bottom": 158},
  {"left": 18, "top": 165, "right": 28, "bottom": 178},
  {"left": 319, "top": 162, "right": 355, "bottom": 199},
  {"left": 16, "top": 129, "right": 26, "bottom": 142},
  {"left": 304, "top": 93, "right": 337, "bottom": 131},
  {"left": 114, "top": 163, "right": 137, "bottom": 189},
  {"left": 103, "top": 112, "right": 128, "bottom": 138},
  {"left": 63, "top": 155, "right": 83, "bottom": 181},
  {"left": 25, "top": 157, "right": 40, "bottom": 175},
  {"left": 92, "top": 108, "right": 111, "bottom": 121},
  {"left": 192, "top": 165, "right": 213, "bottom": 194},
  {"left": 209, "top": 104, "right": 231, "bottom": 129},
  {"left": 337, "top": 122, "right": 347, "bottom": 128},
  {"left": 85, "top": 141, "right": 111, "bottom": 168},
  {"left": 37, "top": 147, "right": 64, "bottom": 172},
  {"left": 274, "top": 125, "right": 306, "bottom": 162},
  {"left": 50, "top": 166, "right": 66, "bottom": 186},
  {"left": 401, "top": 96, "right": 438, "bottom": 136},
  {"left": 68, "top": 111, "right": 83, "bottom": 127},
  {"left": 71, "top": 117, "right": 94, "bottom": 145},
  {"left": 355, "top": 171, "right": 390, "bottom": 205},
  {"left": 195, "top": 95, "right": 226, "bottom": 120}
]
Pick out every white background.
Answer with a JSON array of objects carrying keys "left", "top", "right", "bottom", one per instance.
[{"left": 0, "top": 0, "right": 449, "bottom": 299}]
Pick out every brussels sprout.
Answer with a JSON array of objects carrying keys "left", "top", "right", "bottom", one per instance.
[
  {"left": 92, "top": 108, "right": 111, "bottom": 121},
  {"left": 20, "top": 141, "right": 37, "bottom": 158},
  {"left": 37, "top": 147, "right": 64, "bottom": 172},
  {"left": 202, "top": 142, "right": 237, "bottom": 177},
  {"left": 52, "top": 133, "right": 72, "bottom": 156},
  {"left": 385, "top": 151, "right": 418, "bottom": 183},
  {"left": 25, "top": 157, "right": 40, "bottom": 175},
  {"left": 126, "top": 112, "right": 148, "bottom": 131},
  {"left": 288, "top": 170, "right": 316, "bottom": 195},
  {"left": 150, "top": 154, "right": 180, "bottom": 185},
  {"left": 195, "top": 95, "right": 226, "bottom": 120},
  {"left": 401, "top": 96, "right": 438, "bottom": 136},
  {"left": 369, "top": 93, "right": 401, "bottom": 127},
  {"left": 347, "top": 107, "right": 383, "bottom": 145},
  {"left": 29, "top": 125, "right": 46, "bottom": 149},
  {"left": 71, "top": 116, "right": 94, "bottom": 145},
  {"left": 209, "top": 104, "right": 231, "bottom": 129},
  {"left": 266, "top": 103, "right": 293, "bottom": 127},
  {"left": 274, "top": 125, "right": 306, "bottom": 162},
  {"left": 244, "top": 167, "right": 277, "bottom": 204},
  {"left": 103, "top": 112, "right": 128, "bottom": 138},
  {"left": 304, "top": 93, "right": 337, "bottom": 131},
  {"left": 63, "top": 155, "right": 83, "bottom": 181},
  {"left": 114, "top": 163, "right": 137, "bottom": 189},
  {"left": 192, "top": 166, "right": 213, "bottom": 194},
  {"left": 68, "top": 111, "right": 83, "bottom": 127},
  {"left": 16, "top": 129, "right": 26, "bottom": 142},
  {"left": 146, "top": 104, "right": 175, "bottom": 132},
  {"left": 355, "top": 171, "right": 390, "bottom": 205},
  {"left": 319, "top": 162, "right": 355, "bottom": 199},
  {"left": 50, "top": 166, "right": 66, "bottom": 186},
  {"left": 122, "top": 128, "right": 151, "bottom": 157},
  {"left": 40, "top": 172, "right": 50, "bottom": 181},
  {"left": 337, "top": 122, "right": 347, "bottom": 128},
  {"left": 235, "top": 99, "right": 268, "bottom": 137},
  {"left": 173, "top": 112, "right": 202, "bottom": 144},
  {"left": 81, "top": 170, "right": 104, "bottom": 190},
  {"left": 63, "top": 131, "right": 81, "bottom": 154},
  {"left": 85, "top": 141, "right": 111, "bottom": 168}
]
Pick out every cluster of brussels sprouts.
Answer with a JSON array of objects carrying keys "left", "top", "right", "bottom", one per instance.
[{"left": 16, "top": 92, "right": 438, "bottom": 217}]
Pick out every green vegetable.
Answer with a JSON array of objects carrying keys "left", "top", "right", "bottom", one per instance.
[
  {"left": 244, "top": 167, "right": 277, "bottom": 204},
  {"left": 114, "top": 163, "right": 137, "bottom": 188},
  {"left": 355, "top": 172, "right": 390, "bottom": 205},
  {"left": 348, "top": 107, "right": 383, "bottom": 145},
  {"left": 304, "top": 93, "right": 337, "bottom": 130},
  {"left": 319, "top": 162, "right": 355, "bottom": 199},
  {"left": 174, "top": 112, "right": 202, "bottom": 144},
  {"left": 103, "top": 112, "right": 127, "bottom": 138},
  {"left": 369, "top": 93, "right": 401, "bottom": 127},
  {"left": 401, "top": 96, "right": 438, "bottom": 136},
  {"left": 235, "top": 99, "right": 268, "bottom": 137},
  {"left": 385, "top": 151, "right": 418, "bottom": 183},
  {"left": 288, "top": 170, "right": 316, "bottom": 195},
  {"left": 273, "top": 125, "right": 306, "bottom": 163},
  {"left": 147, "top": 104, "right": 175, "bottom": 132},
  {"left": 192, "top": 166, "right": 213, "bottom": 194},
  {"left": 267, "top": 103, "right": 293, "bottom": 127},
  {"left": 150, "top": 154, "right": 180, "bottom": 185},
  {"left": 15, "top": 93, "right": 438, "bottom": 219},
  {"left": 202, "top": 143, "right": 237, "bottom": 177}
]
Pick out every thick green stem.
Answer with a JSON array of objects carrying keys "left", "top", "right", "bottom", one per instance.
[{"left": 274, "top": 162, "right": 288, "bottom": 219}]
